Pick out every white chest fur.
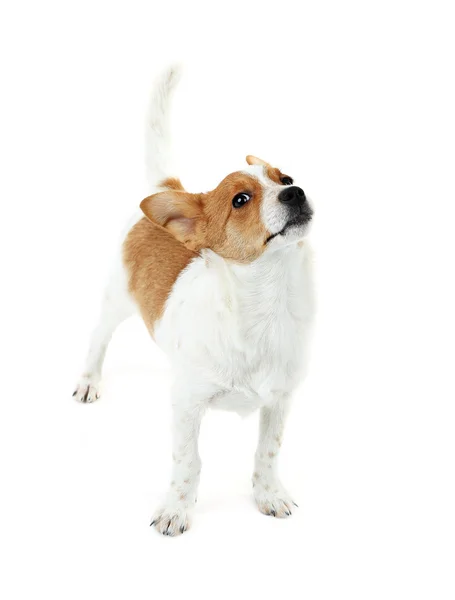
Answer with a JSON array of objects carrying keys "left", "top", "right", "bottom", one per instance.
[{"left": 154, "top": 242, "right": 315, "bottom": 415}]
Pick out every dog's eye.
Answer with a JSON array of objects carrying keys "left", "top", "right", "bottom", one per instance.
[
  {"left": 280, "top": 176, "right": 293, "bottom": 185},
  {"left": 232, "top": 192, "right": 251, "bottom": 208}
]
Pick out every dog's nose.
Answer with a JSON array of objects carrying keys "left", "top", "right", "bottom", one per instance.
[{"left": 278, "top": 186, "right": 306, "bottom": 206}]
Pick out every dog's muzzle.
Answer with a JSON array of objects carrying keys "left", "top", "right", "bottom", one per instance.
[{"left": 266, "top": 187, "right": 313, "bottom": 243}]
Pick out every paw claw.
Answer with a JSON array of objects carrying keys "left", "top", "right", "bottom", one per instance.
[
  {"left": 73, "top": 378, "right": 101, "bottom": 403},
  {"left": 151, "top": 506, "right": 191, "bottom": 537},
  {"left": 254, "top": 480, "right": 296, "bottom": 518}
]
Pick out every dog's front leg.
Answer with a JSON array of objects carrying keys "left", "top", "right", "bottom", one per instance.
[
  {"left": 151, "top": 389, "right": 206, "bottom": 536},
  {"left": 253, "top": 394, "right": 297, "bottom": 518}
]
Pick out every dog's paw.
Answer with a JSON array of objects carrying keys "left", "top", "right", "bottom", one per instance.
[
  {"left": 72, "top": 376, "right": 100, "bottom": 403},
  {"left": 150, "top": 505, "right": 192, "bottom": 537},
  {"left": 254, "top": 483, "right": 296, "bottom": 518}
]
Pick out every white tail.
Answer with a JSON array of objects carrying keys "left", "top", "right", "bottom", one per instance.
[{"left": 145, "top": 64, "right": 182, "bottom": 189}]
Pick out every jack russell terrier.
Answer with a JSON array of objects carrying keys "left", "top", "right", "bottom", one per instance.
[{"left": 73, "top": 66, "right": 315, "bottom": 536}]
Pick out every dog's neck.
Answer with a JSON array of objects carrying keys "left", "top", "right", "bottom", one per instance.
[
  {"left": 229, "top": 241, "right": 305, "bottom": 277},
  {"left": 202, "top": 241, "right": 308, "bottom": 304}
]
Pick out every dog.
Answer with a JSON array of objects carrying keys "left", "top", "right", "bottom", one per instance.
[{"left": 73, "top": 66, "right": 315, "bottom": 536}]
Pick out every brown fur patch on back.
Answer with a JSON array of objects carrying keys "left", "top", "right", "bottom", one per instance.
[{"left": 123, "top": 217, "right": 196, "bottom": 333}]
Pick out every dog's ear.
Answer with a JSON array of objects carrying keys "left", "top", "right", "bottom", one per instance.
[
  {"left": 140, "top": 191, "right": 206, "bottom": 250},
  {"left": 246, "top": 155, "right": 271, "bottom": 167}
]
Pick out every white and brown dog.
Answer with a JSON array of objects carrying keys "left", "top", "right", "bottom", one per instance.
[{"left": 73, "top": 66, "right": 315, "bottom": 536}]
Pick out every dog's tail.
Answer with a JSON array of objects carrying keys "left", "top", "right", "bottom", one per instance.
[{"left": 145, "top": 64, "right": 182, "bottom": 189}]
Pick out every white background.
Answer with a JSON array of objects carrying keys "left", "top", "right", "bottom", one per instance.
[{"left": 1, "top": 1, "right": 454, "bottom": 598}]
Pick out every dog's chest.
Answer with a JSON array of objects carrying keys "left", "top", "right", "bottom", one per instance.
[{"left": 155, "top": 245, "right": 314, "bottom": 407}]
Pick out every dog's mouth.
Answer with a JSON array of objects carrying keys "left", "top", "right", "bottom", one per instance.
[{"left": 265, "top": 209, "right": 313, "bottom": 244}]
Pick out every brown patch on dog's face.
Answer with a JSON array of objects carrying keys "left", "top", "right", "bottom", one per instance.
[
  {"left": 141, "top": 172, "right": 270, "bottom": 262},
  {"left": 202, "top": 172, "right": 269, "bottom": 262}
]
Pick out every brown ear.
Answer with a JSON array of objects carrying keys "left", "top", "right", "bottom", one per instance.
[
  {"left": 140, "top": 190, "right": 206, "bottom": 250},
  {"left": 246, "top": 155, "right": 271, "bottom": 167}
]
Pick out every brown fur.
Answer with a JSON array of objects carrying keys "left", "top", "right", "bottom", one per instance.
[
  {"left": 246, "top": 155, "right": 269, "bottom": 167},
  {"left": 202, "top": 172, "right": 268, "bottom": 262},
  {"left": 123, "top": 217, "right": 196, "bottom": 333},
  {"left": 160, "top": 177, "right": 185, "bottom": 191},
  {"left": 266, "top": 166, "right": 285, "bottom": 185},
  {"left": 140, "top": 190, "right": 204, "bottom": 250}
]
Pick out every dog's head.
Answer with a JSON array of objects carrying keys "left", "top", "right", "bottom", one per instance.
[{"left": 140, "top": 155, "right": 313, "bottom": 262}]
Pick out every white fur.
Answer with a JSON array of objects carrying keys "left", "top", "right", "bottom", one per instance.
[
  {"left": 155, "top": 245, "right": 315, "bottom": 416},
  {"left": 74, "top": 66, "right": 316, "bottom": 535},
  {"left": 242, "top": 165, "right": 289, "bottom": 236},
  {"left": 145, "top": 65, "right": 181, "bottom": 187}
]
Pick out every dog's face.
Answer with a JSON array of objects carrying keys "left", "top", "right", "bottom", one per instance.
[{"left": 140, "top": 155, "right": 313, "bottom": 262}]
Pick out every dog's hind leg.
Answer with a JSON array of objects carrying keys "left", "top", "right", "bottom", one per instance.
[{"left": 73, "top": 258, "right": 136, "bottom": 403}]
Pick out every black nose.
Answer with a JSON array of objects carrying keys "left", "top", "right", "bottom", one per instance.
[{"left": 278, "top": 186, "right": 306, "bottom": 206}]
